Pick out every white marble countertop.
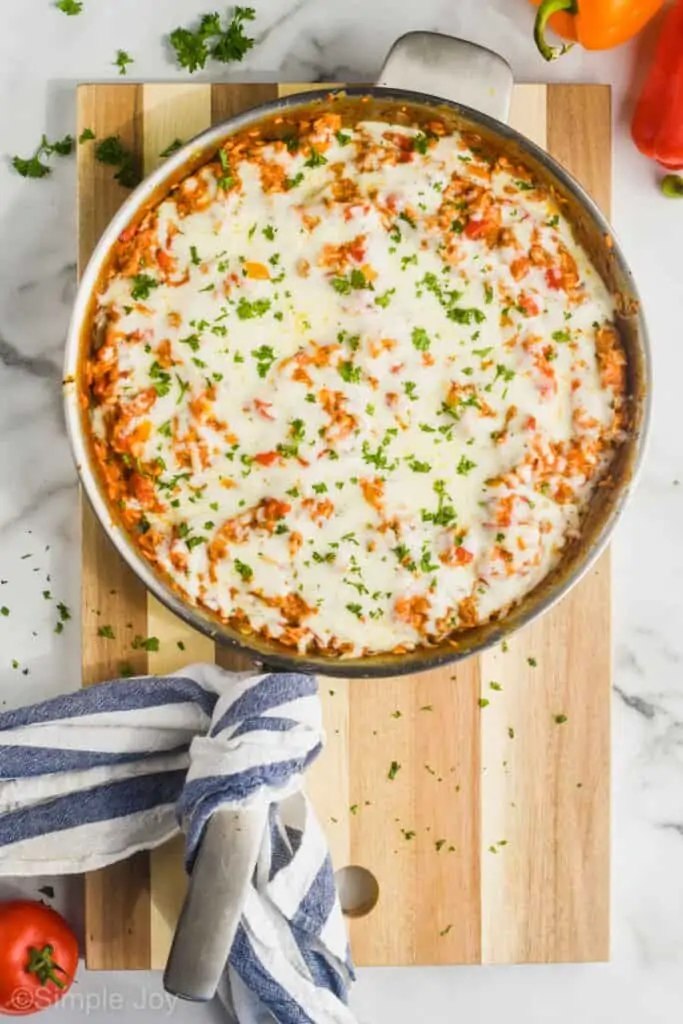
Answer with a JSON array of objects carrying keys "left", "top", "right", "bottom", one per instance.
[{"left": 1, "top": 1, "right": 681, "bottom": 1021}]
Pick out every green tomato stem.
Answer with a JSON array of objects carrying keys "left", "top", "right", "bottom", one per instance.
[{"left": 26, "top": 945, "right": 68, "bottom": 990}]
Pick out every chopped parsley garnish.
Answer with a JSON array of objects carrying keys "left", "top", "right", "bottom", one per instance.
[
  {"left": 335, "top": 130, "right": 351, "bottom": 146},
  {"left": 451, "top": 219, "right": 465, "bottom": 234},
  {"left": 262, "top": 224, "right": 277, "bottom": 241},
  {"left": 508, "top": 726, "right": 515, "bottom": 738},
  {"left": 422, "top": 479, "right": 457, "bottom": 527},
  {"left": 546, "top": 215, "right": 560, "bottom": 228},
  {"left": 554, "top": 714, "right": 568, "bottom": 724},
  {"left": 79, "top": 128, "right": 96, "bottom": 144},
  {"left": 237, "top": 297, "right": 271, "bottom": 320},
  {"left": 400, "top": 254, "right": 418, "bottom": 270},
  {"left": 552, "top": 329, "right": 571, "bottom": 343},
  {"left": 490, "top": 681, "right": 502, "bottom": 691},
  {"left": 388, "top": 760, "right": 401, "bottom": 780},
  {"left": 456, "top": 455, "right": 477, "bottom": 476},
  {"left": 374, "top": 288, "right": 395, "bottom": 308},
  {"left": 393, "top": 543, "right": 416, "bottom": 571},
  {"left": 12, "top": 134, "right": 74, "bottom": 179},
  {"left": 331, "top": 269, "right": 373, "bottom": 294},
  {"left": 189, "top": 245, "right": 201, "bottom": 266},
  {"left": 514, "top": 179, "right": 535, "bottom": 191},
  {"left": 304, "top": 146, "right": 327, "bottom": 168},
  {"left": 411, "top": 327, "right": 431, "bottom": 351},
  {"left": 527, "top": 657, "right": 538, "bottom": 667},
  {"left": 404, "top": 381, "right": 418, "bottom": 401},
  {"left": 439, "top": 924, "right": 453, "bottom": 937},
  {"left": 399, "top": 211, "right": 416, "bottom": 229},
  {"left": 130, "top": 274, "right": 159, "bottom": 301},
  {"left": 56, "top": 0, "right": 83, "bottom": 13},
  {"left": 346, "top": 603, "right": 363, "bottom": 619},
  {"left": 98, "top": 625, "right": 116, "bottom": 639},
  {"left": 217, "top": 148, "right": 233, "bottom": 190},
  {"left": 114, "top": 50, "right": 134, "bottom": 75},
  {"left": 160, "top": 138, "right": 184, "bottom": 158},
  {"left": 131, "top": 635, "right": 160, "bottom": 652},
  {"left": 419, "top": 544, "right": 439, "bottom": 573},
  {"left": 179, "top": 333, "right": 201, "bottom": 351},
  {"left": 149, "top": 361, "right": 172, "bottom": 397},
  {"left": 338, "top": 360, "right": 361, "bottom": 384},
  {"left": 234, "top": 559, "right": 254, "bottom": 582},
  {"left": 170, "top": 7, "right": 256, "bottom": 73},
  {"left": 447, "top": 306, "right": 485, "bottom": 325},
  {"left": 478, "top": 698, "right": 490, "bottom": 708},
  {"left": 408, "top": 458, "right": 431, "bottom": 473},
  {"left": 412, "top": 132, "right": 432, "bottom": 154},
  {"left": 0, "top": 606, "right": 9, "bottom": 617},
  {"left": 252, "top": 344, "right": 277, "bottom": 378},
  {"left": 284, "top": 172, "right": 304, "bottom": 190}
]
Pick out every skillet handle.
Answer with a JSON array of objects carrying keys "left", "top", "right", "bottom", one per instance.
[
  {"left": 377, "top": 32, "right": 513, "bottom": 125},
  {"left": 163, "top": 805, "right": 266, "bottom": 1002}
]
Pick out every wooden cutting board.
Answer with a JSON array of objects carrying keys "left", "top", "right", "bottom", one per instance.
[{"left": 77, "top": 82, "right": 611, "bottom": 970}]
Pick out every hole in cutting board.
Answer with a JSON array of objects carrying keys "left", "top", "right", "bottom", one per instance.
[{"left": 334, "top": 865, "right": 379, "bottom": 918}]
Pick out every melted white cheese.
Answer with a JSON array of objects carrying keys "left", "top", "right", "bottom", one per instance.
[{"left": 91, "top": 118, "right": 622, "bottom": 656}]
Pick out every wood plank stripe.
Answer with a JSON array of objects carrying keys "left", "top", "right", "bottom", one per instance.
[
  {"left": 480, "top": 85, "right": 611, "bottom": 965},
  {"left": 78, "top": 83, "right": 152, "bottom": 971},
  {"left": 137, "top": 83, "right": 217, "bottom": 969}
]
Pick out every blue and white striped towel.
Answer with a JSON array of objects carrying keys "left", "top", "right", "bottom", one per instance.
[{"left": 0, "top": 663, "right": 356, "bottom": 1024}]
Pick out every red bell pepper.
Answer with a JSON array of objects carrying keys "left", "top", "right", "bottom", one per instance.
[{"left": 632, "top": 0, "right": 683, "bottom": 190}]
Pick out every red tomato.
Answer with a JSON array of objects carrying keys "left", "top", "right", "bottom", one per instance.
[{"left": 0, "top": 901, "right": 78, "bottom": 1015}]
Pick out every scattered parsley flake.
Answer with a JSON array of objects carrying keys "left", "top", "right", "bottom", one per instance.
[
  {"left": 335, "top": 130, "right": 351, "bottom": 146},
  {"left": 554, "top": 714, "right": 568, "bottom": 724},
  {"left": 508, "top": 727, "right": 515, "bottom": 739},
  {"left": 411, "top": 327, "right": 431, "bottom": 351},
  {"left": 435, "top": 839, "right": 446, "bottom": 852},
  {"left": 388, "top": 760, "right": 401, "bottom": 780},
  {"left": 0, "top": 607, "right": 9, "bottom": 617},
  {"left": 114, "top": 50, "right": 134, "bottom": 75},
  {"left": 234, "top": 558, "right": 253, "bottom": 582},
  {"left": 56, "top": 0, "right": 83, "bottom": 13},
  {"left": 78, "top": 128, "right": 95, "bottom": 144},
  {"left": 160, "top": 138, "right": 184, "bottom": 158},
  {"left": 527, "top": 657, "right": 538, "bottom": 667},
  {"left": 98, "top": 625, "right": 116, "bottom": 639},
  {"left": 439, "top": 924, "right": 453, "bottom": 937},
  {"left": 390, "top": 710, "right": 402, "bottom": 719},
  {"left": 478, "top": 698, "right": 489, "bottom": 708},
  {"left": 349, "top": 804, "right": 359, "bottom": 815},
  {"left": 489, "top": 681, "right": 502, "bottom": 691},
  {"left": 131, "top": 635, "right": 160, "bottom": 652},
  {"left": 420, "top": 704, "right": 433, "bottom": 712},
  {"left": 456, "top": 454, "right": 477, "bottom": 476},
  {"left": 131, "top": 274, "right": 159, "bottom": 301}
]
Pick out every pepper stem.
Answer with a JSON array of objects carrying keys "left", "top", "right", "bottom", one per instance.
[
  {"left": 533, "top": 0, "right": 578, "bottom": 61},
  {"left": 26, "top": 945, "right": 68, "bottom": 990},
  {"left": 662, "top": 174, "right": 683, "bottom": 198}
]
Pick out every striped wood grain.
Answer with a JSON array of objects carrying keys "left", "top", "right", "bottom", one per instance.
[{"left": 78, "top": 82, "right": 611, "bottom": 970}]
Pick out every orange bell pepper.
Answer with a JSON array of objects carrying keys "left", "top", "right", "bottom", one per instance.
[
  {"left": 530, "top": 0, "right": 664, "bottom": 61},
  {"left": 631, "top": 0, "right": 683, "bottom": 186}
]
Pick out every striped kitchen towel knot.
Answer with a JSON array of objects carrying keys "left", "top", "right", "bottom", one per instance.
[{"left": 0, "top": 664, "right": 356, "bottom": 1024}]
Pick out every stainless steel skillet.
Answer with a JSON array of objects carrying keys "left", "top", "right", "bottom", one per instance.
[{"left": 63, "top": 33, "right": 650, "bottom": 683}]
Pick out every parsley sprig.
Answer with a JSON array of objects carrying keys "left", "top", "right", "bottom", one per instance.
[
  {"left": 170, "top": 7, "right": 256, "bottom": 73},
  {"left": 12, "top": 134, "right": 74, "bottom": 179}
]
